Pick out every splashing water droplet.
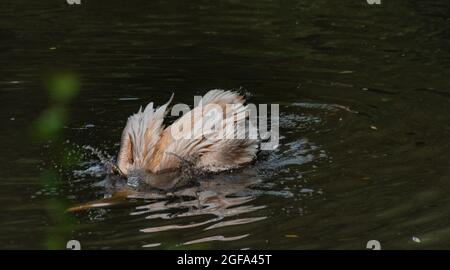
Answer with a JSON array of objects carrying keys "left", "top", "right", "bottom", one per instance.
[{"left": 127, "top": 176, "right": 140, "bottom": 188}]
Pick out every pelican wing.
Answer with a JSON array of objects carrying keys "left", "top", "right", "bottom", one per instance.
[
  {"left": 117, "top": 94, "right": 173, "bottom": 175},
  {"left": 147, "top": 90, "right": 258, "bottom": 173}
]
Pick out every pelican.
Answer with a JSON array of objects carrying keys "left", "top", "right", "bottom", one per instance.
[{"left": 115, "top": 90, "right": 259, "bottom": 189}]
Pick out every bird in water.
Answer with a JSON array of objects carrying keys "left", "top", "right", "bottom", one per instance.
[{"left": 114, "top": 89, "right": 259, "bottom": 189}]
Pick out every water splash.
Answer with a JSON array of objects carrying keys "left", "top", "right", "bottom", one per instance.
[{"left": 72, "top": 145, "right": 116, "bottom": 178}]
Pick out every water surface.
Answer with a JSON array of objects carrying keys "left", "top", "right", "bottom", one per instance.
[{"left": 1, "top": 0, "right": 450, "bottom": 249}]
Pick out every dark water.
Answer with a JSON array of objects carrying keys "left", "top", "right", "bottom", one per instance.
[{"left": 1, "top": 0, "right": 450, "bottom": 249}]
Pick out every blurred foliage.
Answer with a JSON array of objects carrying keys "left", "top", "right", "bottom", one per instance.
[
  {"left": 38, "top": 169, "right": 59, "bottom": 188},
  {"left": 44, "top": 182, "right": 76, "bottom": 250},
  {"left": 32, "top": 106, "right": 67, "bottom": 140},
  {"left": 32, "top": 70, "right": 80, "bottom": 249},
  {"left": 31, "top": 71, "right": 79, "bottom": 141},
  {"left": 45, "top": 72, "right": 80, "bottom": 104}
]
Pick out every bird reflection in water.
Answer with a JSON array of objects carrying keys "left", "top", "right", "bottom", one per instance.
[{"left": 68, "top": 167, "right": 271, "bottom": 247}]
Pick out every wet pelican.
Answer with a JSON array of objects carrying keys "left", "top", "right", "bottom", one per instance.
[{"left": 115, "top": 90, "right": 259, "bottom": 189}]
